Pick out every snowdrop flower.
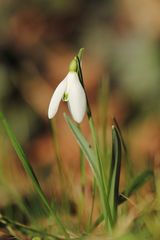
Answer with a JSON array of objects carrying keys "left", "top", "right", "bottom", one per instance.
[{"left": 48, "top": 58, "right": 86, "bottom": 123}]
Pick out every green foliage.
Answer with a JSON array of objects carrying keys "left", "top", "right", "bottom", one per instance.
[
  {"left": 108, "top": 126, "right": 122, "bottom": 226},
  {"left": 118, "top": 169, "right": 153, "bottom": 204},
  {"left": 0, "top": 110, "right": 155, "bottom": 239},
  {"left": 64, "top": 113, "right": 114, "bottom": 230},
  {"left": 64, "top": 113, "right": 100, "bottom": 183},
  {"left": 0, "top": 112, "right": 68, "bottom": 237},
  {"left": 90, "top": 168, "right": 153, "bottom": 232},
  {"left": 0, "top": 48, "right": 157, "bottom": 239}
]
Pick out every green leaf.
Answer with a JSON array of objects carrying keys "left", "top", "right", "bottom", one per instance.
[
  {"left": 113, "top": 118, "right": 127, "bottom": 153},
  {"left": 118, "top": 169, "right": 153, "bottom": 204},
  {"left": 113, "top": 117, "right": 134, "bottom": 182},
  {"left": 0, "top": 112, "right": 68, "bottom": 237},
  {"left": 90, "top": 169, "right": 153, "bottom": 232},
  {"left": 0, "top": 214, "right": 61, "bottom": 239},
  {"left": 108, "top": 125, "right": 122, "bottom": 225},
  {"left": 0, "top": 112, "right": 51, "bottom": 214},
  {"left": 64, "top": 113, "right": 100, "bottom": 183},
  {"left": 64, "top": 114, "right": 113, "bottom": 230}
]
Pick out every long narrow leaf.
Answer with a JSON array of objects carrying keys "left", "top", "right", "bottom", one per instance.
[
  {"left": 64, "top": 114, "right": 113, "bottom": 230},
  {"left": 118, "top": 169, "right": 153, "bottom": 204},
  {"left": 0, "top": 112, "right": 51, "bottom": 214},
  {"left": 113, "top": 118, "right": 127, "bottom": 153},
  {"left": 91, "top": 169, "right": 153, "bottom": 231},
  {"left": 113, "top": 117, "right": 134, "bottom": 182},
  {"left": 0, "top": 112, "right": 68, "bottom": 236},
  {"left": 64, "top": 114, "right": 100, "bottom": 183},
  {"left": 0, "top": 214, "right": 61, "bottom": 240},
  {"left": 108, "top": 125, "right": 122, "bottom": 225}
]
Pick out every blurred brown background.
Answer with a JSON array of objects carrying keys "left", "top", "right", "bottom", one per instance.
[{"left": 0, "top": 0, "right": 160, "bottom": 200}]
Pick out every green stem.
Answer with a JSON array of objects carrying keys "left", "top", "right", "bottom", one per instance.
[
  {"left": 50, "top": 121, "right": 70, "bottom": 232},
  {"left": 88, "top": 178, "right": 96, "bottom": 229},
  {"left": 78, "top": 124, "right": 86, "bottom": 193},
  {"left": 76, "top": 54, "right": 113, "bottom": 231},
  {"left": 98, "top": 78, "right": 108, "bottom": 163},
  {"left": 88, "top": 116, "right": 113, "bottom": 231},
  {"left": 51, "top": 121, "right": 64, "bottom": 178},
  {"left": 88, "top": 214, "right": 104, "bottom": 233}
]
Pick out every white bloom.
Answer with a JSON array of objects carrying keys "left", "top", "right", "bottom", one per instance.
[{"left": 48, "top": 72, "right": 86, "bottom": 123}]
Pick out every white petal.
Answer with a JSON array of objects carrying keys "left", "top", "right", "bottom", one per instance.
[
  {"left": 67, "top": 72, "right": 86, "bottom": 123},
  {"left": 48, "top": 78, "right": 67, "bottom": 119}
]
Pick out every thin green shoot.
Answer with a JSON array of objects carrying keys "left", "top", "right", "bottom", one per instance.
[{"left": 0, "top": 112, "right": 69, "bottom": 238}]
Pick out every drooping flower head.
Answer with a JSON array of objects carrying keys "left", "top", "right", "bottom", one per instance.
[{"left": 48, "top": 57, "right": 86, "bottom": 123}]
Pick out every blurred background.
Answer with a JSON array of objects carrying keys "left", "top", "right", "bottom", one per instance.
[{"left": 0, "top": 0, "right": 160, "bottom": 219}]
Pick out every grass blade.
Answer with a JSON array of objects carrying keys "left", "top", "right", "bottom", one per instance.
[
  {"left": 64, "top": 113, "right": 100, "bottom": 182},
  {"left": 113, "top": 117, "right": 134, "bottom": 182},
  {"left": 118, "top": 169, "right": 153, "bottom": 204},
  {"left": 113, "top": 118, "right": 127, "bottom": 154},
  {"left": 108, "top": 125, "right": 122, "bottom": 226},
  {"left": 0, "top": 214, "right": 62, "bottom": 240},
  {"left": 90, "top": 169, "right": 153, "bottom": 231},
  {"left": 0, "top": 112, "right": 68, "bottom": 237}
]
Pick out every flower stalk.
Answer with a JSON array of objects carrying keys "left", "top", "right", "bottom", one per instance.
[{"left": 76, "top": 50, "right": 113, "bottom": 231}]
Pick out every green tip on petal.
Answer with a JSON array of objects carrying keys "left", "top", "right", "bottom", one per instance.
[
  {"left": 69, "top": 57, "right": 78, "bottom": 72},
  {"left": 62, "top": 92, "right": 69, "bottom": 102}
]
